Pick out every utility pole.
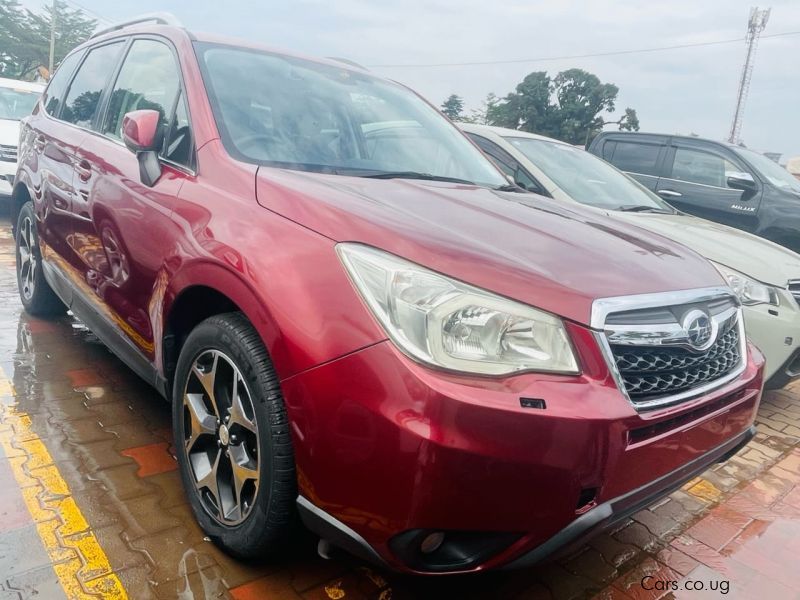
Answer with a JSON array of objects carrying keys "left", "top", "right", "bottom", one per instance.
[
  {"left": 728, "top": 7, "right": 771, "bottom": 144},
  {"left": 48, "top": 0, "right": 57, "bottom": 74}
]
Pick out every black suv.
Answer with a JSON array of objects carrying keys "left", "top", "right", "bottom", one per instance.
[{"left": 588, "top": 132, "right": 800, "bottom": 253}]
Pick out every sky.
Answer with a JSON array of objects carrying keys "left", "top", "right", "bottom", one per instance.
[{"left": 21, "top": 0, "right": 800, "bottom": 159}]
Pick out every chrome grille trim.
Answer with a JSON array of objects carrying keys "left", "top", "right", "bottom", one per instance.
[
  {"left": 592, "top": 287, "right": 746, "bottom": 411},
  {"left": 0, "top": 144, "right": 17, "bottom": 163}
]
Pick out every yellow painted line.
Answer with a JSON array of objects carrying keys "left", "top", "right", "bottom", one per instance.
[{"left": 0, "top": 367, "right": 127, "bottom": 599}]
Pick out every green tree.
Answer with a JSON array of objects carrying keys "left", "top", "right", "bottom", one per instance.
[
  {"left": 0, "top": 0, "right": 95, "bottom": 80},
  {"left": 440, "top": 94, "right": 465, "bottom": 120},
  {"left": 487, "top": 68, "right": 639, "bottom": 145}
]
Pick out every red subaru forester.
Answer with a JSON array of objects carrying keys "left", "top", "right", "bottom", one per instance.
[{"left": 13, "top": 15, "right": 763, "bottom": 574}]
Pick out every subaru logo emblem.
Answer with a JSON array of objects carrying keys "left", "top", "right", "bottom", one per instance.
[{"left": 681, "top": 309, "right": 716, "bottom": 351}]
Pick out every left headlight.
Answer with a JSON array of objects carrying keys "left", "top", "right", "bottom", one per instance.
[
  {"left": 337, "top": 244, "right": 579, "bottom": 376},
  {"left": 712, "top": 262, "right": 779, "bottom": 306}
]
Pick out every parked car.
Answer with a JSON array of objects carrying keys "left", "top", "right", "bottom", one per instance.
[
  {"left": 0, "top": 78, "right": 45, "bottom": 196},
  {"left": 586, "top": 132, "right": 800, "bottom": 253},
  {"left": 13, "top": 15, "right": 763, "bottom": 574},
  {"left": 462, "top": 124, "right": 800, "bottom": 390}
]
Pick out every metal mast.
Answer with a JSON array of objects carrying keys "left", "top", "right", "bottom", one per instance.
[{"left": 728, "top": 7, "right": 771, "bottom": 144}]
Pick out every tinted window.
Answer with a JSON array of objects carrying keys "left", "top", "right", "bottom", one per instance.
[
  {"left": 103, "top": 40, "right": 181, "bottom": 141},
  {"left": 611, "top": 141, "right": 661, "bottom": 176},
  {"left": 671, "top": 148, "right": 739, "bottom": 188},
  {"left": 61, "top": 42, "right": 124, "bottom": 128},
  {"left": 163, "top": 92, "right": 192, "bottom": 167},
  {"left": 469, "top": 134, "right": 541, "bottom": 192},
  {"left": 42, "top": 51, "right": 82, "bottom": 117}
]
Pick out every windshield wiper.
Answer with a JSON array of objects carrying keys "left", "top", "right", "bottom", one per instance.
[
  {"left": 493, "top": 183, "right": 529, "bottom": 193},
  {"left": 616, "top": 205, "right": 672, "bottom": 214},
  {"left": 357, "top": 171, "right": 477, "bottom": 185}
]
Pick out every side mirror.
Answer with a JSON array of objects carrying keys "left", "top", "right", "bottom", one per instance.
[
  {"left": 122, "top": 110, "right": 163, "bottom": 187},
  {"left": 726, "top": 171, "right": 756, "bottom": 192}
]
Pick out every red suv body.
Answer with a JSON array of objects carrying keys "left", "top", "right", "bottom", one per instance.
[{"left": 12, "top": 18, "right": 763, "bottom": 574}]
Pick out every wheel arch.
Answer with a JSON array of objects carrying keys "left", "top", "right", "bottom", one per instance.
[
  {"left": 10, "top": 179, "right": 33, "bottom": 235},
  {"left": 162, "top": 263, "right": 290, "bottom": 397}
]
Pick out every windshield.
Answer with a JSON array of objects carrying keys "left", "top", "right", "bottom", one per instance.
[
  {"left": 735, "top": 147, "right": 800, "bottom": 194},
  {"left": 0, "top": 86, "right": 40, "bottom": 121},
  {"left": 506, "top": 137, "right": 674, "bottom": 212},
  {"left": 195, "top": 42, "right": 506, "bottom": 187}
]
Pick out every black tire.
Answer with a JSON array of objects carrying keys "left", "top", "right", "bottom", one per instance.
[
  {"left": 172, "top": 312, "right": 297, "bottom": 558},
  {"left": 15, "top": 202, "right": 65, "bottom": 316}
]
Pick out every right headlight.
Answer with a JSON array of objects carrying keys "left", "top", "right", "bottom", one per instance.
[
  {"left": 337, "top": 244, "right": 579, "bottom": 376},
  {"left": 712, "top": 262, "right": 780, "bottom": 306}
]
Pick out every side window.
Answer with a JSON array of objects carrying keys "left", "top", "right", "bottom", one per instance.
[
  {"left": 163, "top": 92, "right": 192, "bottom": 167},
  {"left": 469, "top": 134, "right": 542, "bottom": 193},
  {"left": 61, "top": 42, "right": 124, "bottom": 128},
  {"left": 42, "top": 51, "right": 83, "bottom": 117},
  {"left": 670, "top": 147, "right": 741, "bottom": 189},
  {"left": 610, "top": 141, "right": 661, "bottom": 176},
  {"left": 103, "top": 40, "right": 181, "bottom": 141},
  {"left": 600, "top": 140, "right": 616, "bottom": 161}
]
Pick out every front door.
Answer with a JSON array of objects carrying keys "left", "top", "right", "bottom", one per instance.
[
  {"left": 656, "top": 143, "right": 762, "bottom": 232},
  {"left": 71, "top": 38, "right": 194, "bottom": 370}
]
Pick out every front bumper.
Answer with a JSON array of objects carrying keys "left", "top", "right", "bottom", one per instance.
[
  {"left": 743, "top": 290, "right": 800, "bottom": 388},
  {"left": 282, "top": 321, "right": 764, "bottom": 574}
]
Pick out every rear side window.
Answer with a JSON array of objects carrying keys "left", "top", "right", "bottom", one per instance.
[
  {"left": 61, "top": 41, "right": 124, "bottom": 128},
  {"left": 103, "top": 39, "right": 181, "bottom": 140},
  {"left": 671, "top": 147, "right": 740, "bottom": 188},
  {"left": 611, "top": 141, "right": 661, "bottom": 176},
  {"left": 42, "top": 51, "right": 83, "bottom": 117}
]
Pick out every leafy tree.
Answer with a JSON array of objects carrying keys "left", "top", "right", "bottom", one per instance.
[
  {"left": 487, "top": 68, "right": 639, "bottom": 145},
  {"left": 440, "top": 94, "right": 465, "bottom": 120},
  {"left": 0, "top": 0, "right": 95, "bottom": 80},
  {"left": 460, "top": 93, "right": 498, "bottom": 124}
]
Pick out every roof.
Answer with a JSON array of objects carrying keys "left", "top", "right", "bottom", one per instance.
[
  {"left": 458, "top": 123, "right": 567, "bottom": 144},
  {"left": 0, "top": 78, "right": 45, "bottom": 92},
  {"left": 83, "top": 13, "right": 368, "bottom": 76}
]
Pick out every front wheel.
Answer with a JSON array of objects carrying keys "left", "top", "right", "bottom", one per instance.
[
  {"left": 15, "top": 202, "right": 65, "bottom": 316},
  {"left": 173, "top": 312, "right": 297, "bottom": 558}
]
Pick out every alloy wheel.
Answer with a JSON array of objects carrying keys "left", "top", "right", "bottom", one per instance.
[
  {"left": 182, "top": 349, "right": 260, "bottom": 526},
  {"left": 17, "top": 216, "right": 37, "bottom": 301}
]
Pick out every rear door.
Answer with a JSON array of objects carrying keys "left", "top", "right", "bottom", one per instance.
[
  {"left": 656, "top": 140, "right": 762, "bottom": 230},
  {"left": 597, "top": 136, "right": 667, "bottom": 192},
  {"left": 70, "top": 37, "right": 194, "bottom": 372},
  {"left": 22, "top": 49, "right": 85, "bottom": 304}
]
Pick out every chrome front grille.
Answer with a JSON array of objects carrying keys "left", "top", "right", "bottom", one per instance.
[
  {"left": 787, "top": 280, "right": 800, "bottom": 307},
  {"left": 0, "top": 144, "right": 17, "bottom": 163},
  {"left": 593, "top": 288, "right": 746, "bottom": 411},
  {"left": 613, "top": 326, "right": 741, "bottom": 399}
]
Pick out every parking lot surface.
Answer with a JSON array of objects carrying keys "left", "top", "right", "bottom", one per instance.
[{"left": 1, "top": 206, "right": 800, "bottom": 599}]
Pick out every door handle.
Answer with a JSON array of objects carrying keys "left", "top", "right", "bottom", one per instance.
[
  {"left": 657, "top": 189, "right": 682, "bottom": 198},
  {"left": 75, "top": 160, "right": 92, "bottom": 182}
]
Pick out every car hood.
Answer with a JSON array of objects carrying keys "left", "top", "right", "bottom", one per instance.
[
  {"left": 255, "top": 169, "right": 725, "bottom": 327},
  {"left": 0, "top": 119, "right": 20, "bottom": 146},
  {"left": 612, "top": 211, "right": 800, "bottom": 287}
]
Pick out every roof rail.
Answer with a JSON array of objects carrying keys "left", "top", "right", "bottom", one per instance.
[{"left": 91, "top": 12, "right": 182, "bottom": 39}]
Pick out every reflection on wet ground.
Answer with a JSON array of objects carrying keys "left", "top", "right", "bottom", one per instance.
[{"left": 1, "top": 206, "right": 800, "bottom": 599}]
